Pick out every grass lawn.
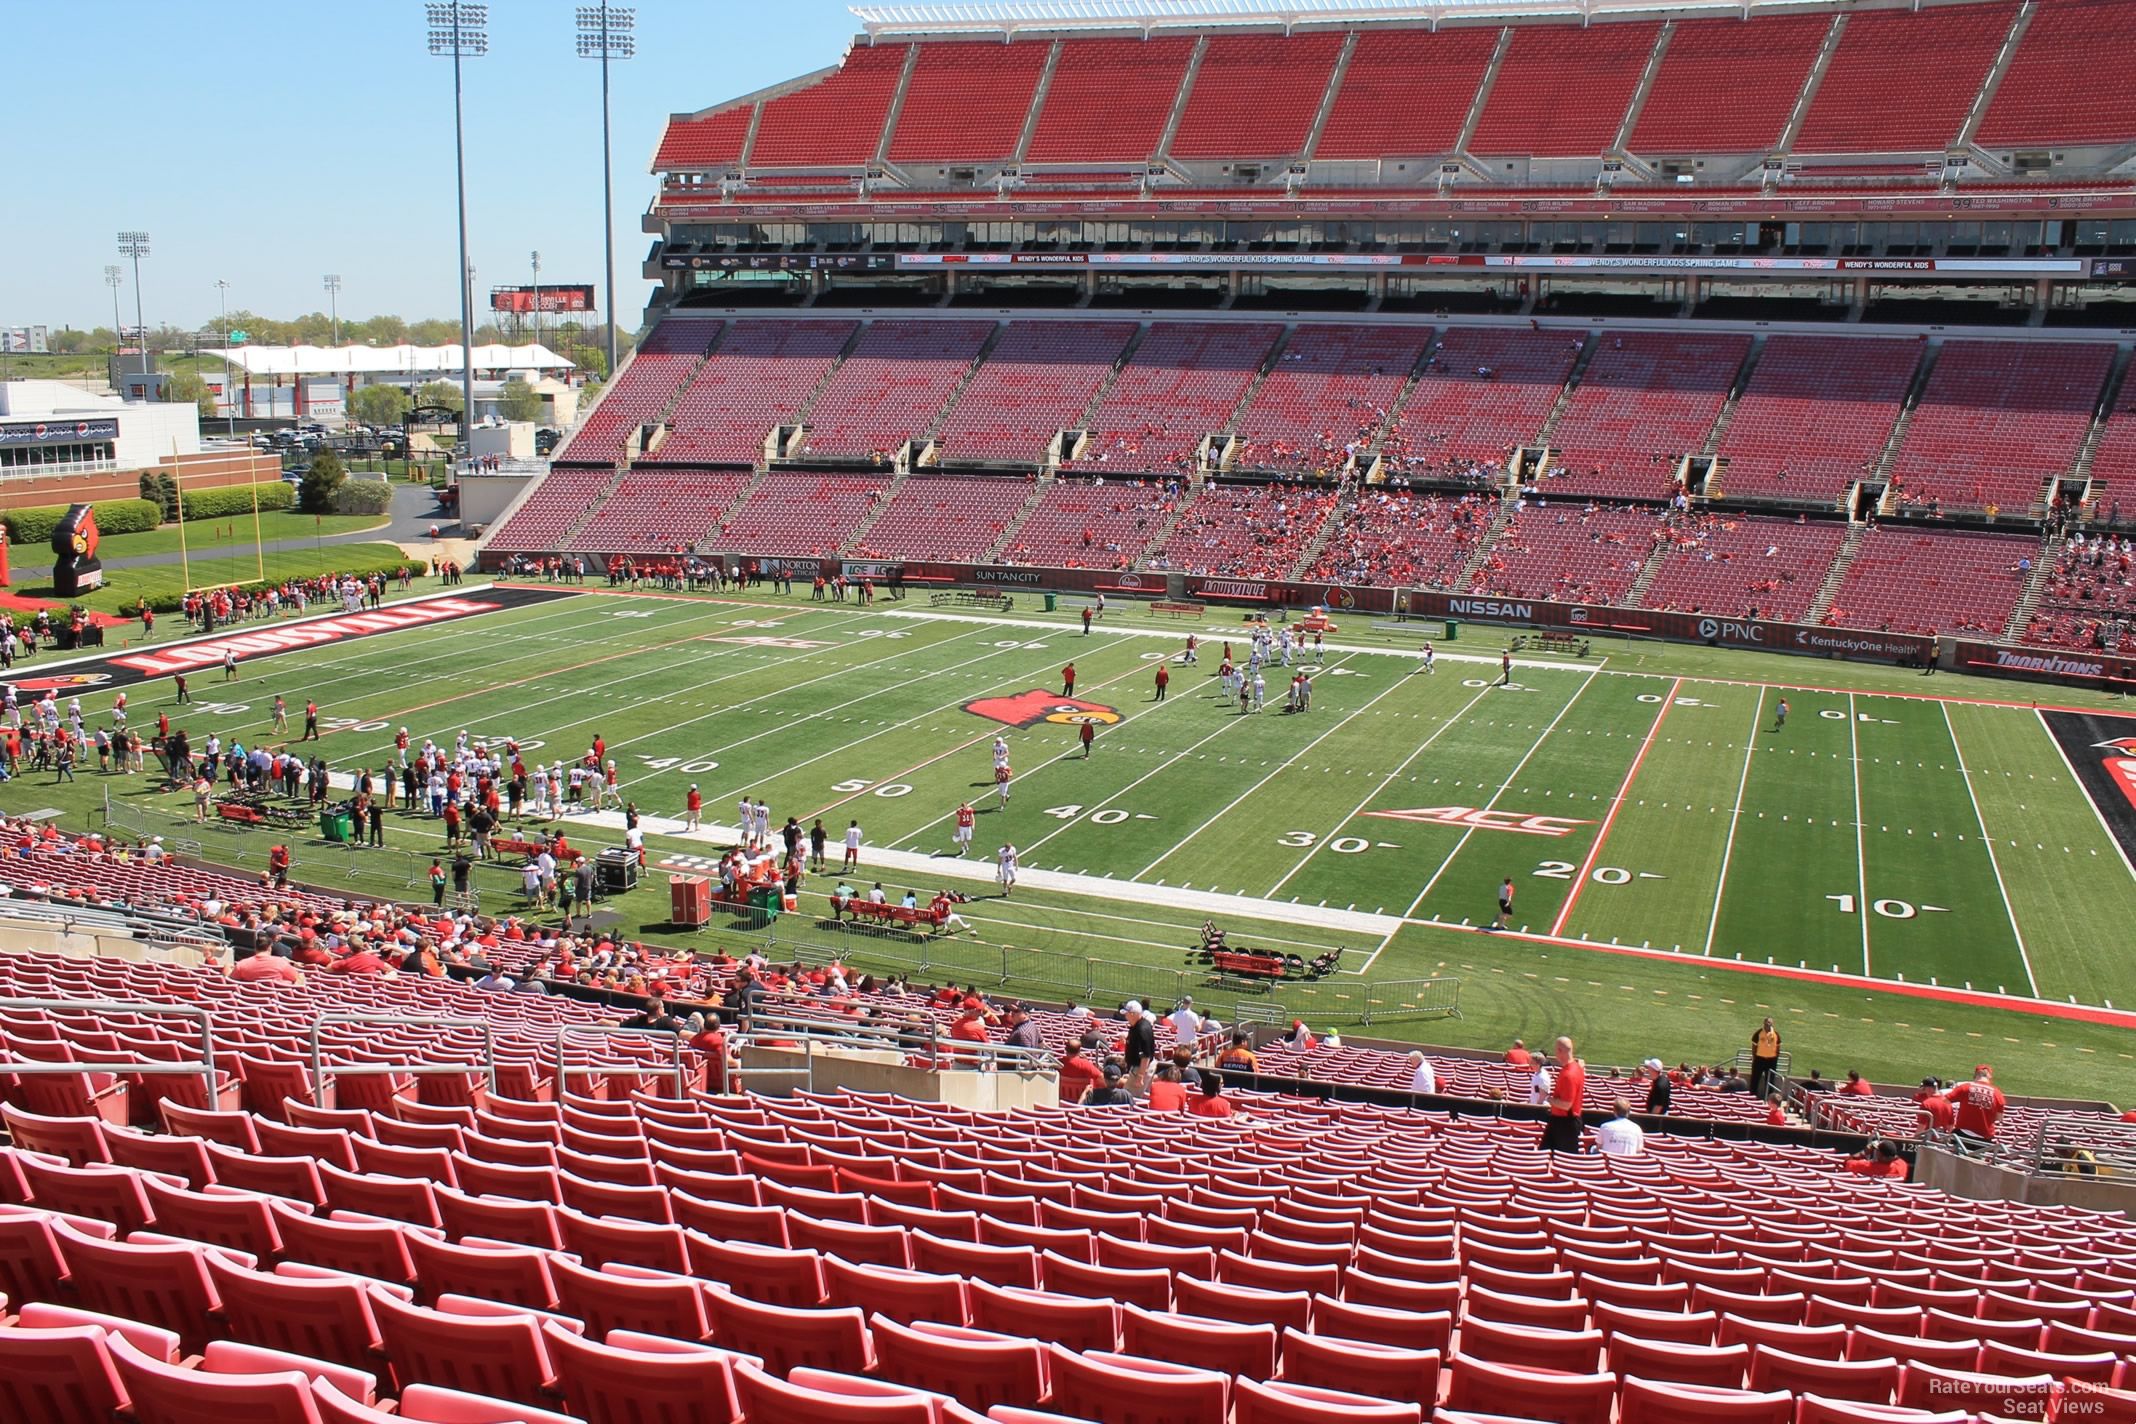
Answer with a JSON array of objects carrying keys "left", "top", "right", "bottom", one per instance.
[
  {"left": 13, "top": 542, "right": 419, "bottom": 615},
  {"left": 8, "top": 513, "right": 391, "bottom": 567},
  {"left": 21, "top": 581, "right": 2136, "bottom": 1101}
]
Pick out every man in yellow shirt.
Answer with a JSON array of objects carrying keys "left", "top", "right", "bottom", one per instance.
[{"left": 1751, "top": 1017, "right": 1782, "bottom": 1098}]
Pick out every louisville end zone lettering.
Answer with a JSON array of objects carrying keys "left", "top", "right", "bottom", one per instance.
[
  {"left": 964, "top": 690, "right": 1122, "bottom": 728},
  {"left": 1363, "top": 806, "right": 1595, "bottom": 837},
  {"left": 113, "top": 598, "right": 514, "bottom": 677},
  {"left": 4, "top": 672, "right": 112, "bottom": 694}
]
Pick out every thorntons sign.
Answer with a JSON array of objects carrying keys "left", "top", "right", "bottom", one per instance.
[{"left": 1963, "top": 644, "right": 2121, "bottom": 682}]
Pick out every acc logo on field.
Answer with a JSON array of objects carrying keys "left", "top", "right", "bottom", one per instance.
[
  {"left": 964, "top": 690, "right": 1122, "bottom": 728},
  {"left": 7, "top": 672, "right": 111, "bottom": 693},
  {"left": 1363, "top": 806, "right": 1594, "bottom": 837}
]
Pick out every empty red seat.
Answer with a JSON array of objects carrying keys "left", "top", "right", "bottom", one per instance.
[
  {"left": 1044, "top": 1347, "right": 1230, "bottom": 1424},
  {"left": 967, "top": 1281, "right": 1120, "bottom": 1354},
  {"left": 369, "top": 1288, "right": 562, "bottom": 1407},
  {"left": 702, "top": 1289, "right": 874, "bottom": 1377},
  {"left": 1444, "top": 1355, "right": 1615, "bottom": 1424},
  {"left": 868, "top": 1316, "right": 1048, "bottom": 1412},
  {"left": 0, "top": 1322, "right": 129, "bottom": 1424},
  {"left": 1615, "top": 1377, "right": 1790, "bottom": 1424},
  {"left": 1604, "top": 1335, "right": 1748, "bottom": 1389},
  {"left": 1748, "top": 1344, "right": 1897, "bottom": 1404},
  {"left": 105, "top": 1330, "right": 325, "bottom": 1424},
  {"left": 1280, "top": 1327, "right": 1441, "bottom": 1402},
  {"left": 1895, "top": 1362, "right": 2056, "bottom": 1421},
  {"left": 204, "top": 1255, "right": 393, "bottom": 1372},
  {"left": 1235, "top": 1378, "right": 1422, "bottom": 1424},
  {"left": 544, "top": 1325, "right": 748, "bottom": 1424},
  {"left": 731, "top": 1362, "right": 940, "bottom": 1424}
]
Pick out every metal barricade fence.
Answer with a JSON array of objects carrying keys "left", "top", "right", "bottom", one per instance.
[
  {"left": 0, "top": 997, "right": 222, "bottom": 1105},
  {"left": 554, "top": 1024, "right": 697, "bottom": 1098},
  {"left": 2025, "top": 1110, "right": 2136, "bottom": 1178}
]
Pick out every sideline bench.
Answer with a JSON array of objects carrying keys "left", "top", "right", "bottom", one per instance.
[
  {"left": 830, "top": 895, "right": 952, "bottom": 937},
  {"left": 214, "top": 803, "right": 264, "bottom": 826},
  {"left": 930, "top": 591, "right": 1015, "bottom": 612},
  {"left": 1152, "top": 601, "right": 1205, "bottom": 619},
  {"left": 1513, "top": 633, "right": 1591, "bottom": 657}
]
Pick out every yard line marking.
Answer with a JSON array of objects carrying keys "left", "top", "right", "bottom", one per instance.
[
  {"left": 2036, "top": 706, "right": 2136, "bottom": 885},
  {"left": 1943, "top": 703, "right": 2039, "bottom": 998},
  {"left": 1262, "top": 677, "right": 1499, "bottom": 898},
  {"left": 339, "top": 603, "right": 884, "bottom": 761},
  {"left": 1849, "top": 692, "right": 1871, "bottom": 978},
  {"left": 1401, "top": 665, "right": 1604, "bottom": 915},
  {"left": 1702, "top": 686, "right": 1764, "bottom": 958},
  {"left": 1017, "top": 660, "right": 1364, "bottom": 859},
  {"left": 1549, "top": 677, "right": 1682, "bottom": 937},
  {"left": 806, "top": 655, "right": 1158, "bottom": 825},
  {"left": 1135, "top": 660, "right": 1424, "bottom": 881}
]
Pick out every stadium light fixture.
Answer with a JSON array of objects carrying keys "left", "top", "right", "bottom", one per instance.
[
  {"left": 103, "top": 265, "right": 124, "bottom": 362},
  {"left": 324, "top": 274, "right": 343, "bottom": 345},
  {"left": 576, "top": 3, "right": 634, "bottom": 380},
  {"left": 426, "top": 2, "right": 487, "bottom": 440},
  {"left": 116, "top": 232, "right": 150, "bottom": 396}
]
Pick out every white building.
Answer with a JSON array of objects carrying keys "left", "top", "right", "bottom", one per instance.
[
  {"left": 0, "top": 380, "right": 201, "bottom": 480},
  {"left": 211, "top": 343, "right": 576, "bottom": 421}
]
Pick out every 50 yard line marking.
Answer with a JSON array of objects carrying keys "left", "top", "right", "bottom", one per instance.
[
  {"left": 1849, "top": 692, "right": 1871, "bottom": 977},
  {"left": 1942, "top": 703, "right": 2039, "bottom": 997},
  {"left": 1548, "top": 676, "right": 1681, "bottom": 937},
  {"left": 1702, "top": 686, "right": 1764, "bottom": 957}
]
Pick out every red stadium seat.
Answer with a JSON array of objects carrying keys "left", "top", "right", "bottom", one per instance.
[
  {"left": 1278, "top": 1327, "right": 1441, "bottom": 1402},
  {"left": 1616, "top": 1378, "right": 1790, "bottom": 1424},
  {"left": 1604, "top": 1335, "right": 1749, "bottom": 1389},
  {"left": 867, "top": 1316, "right": 1049, "bottom": 1412},
  {"left": 543, "top": 1324, "right": 748, "bottom": 1424},
  {"left": 701, "top": 1290, "right": 875, "bottom": 1377},
  {"left": 368, "top": 1288, "right": 563, "bottom": 1407},
  {"left": 967, "top": 1281, "right": 1120, "bottom": 1354},
  {"left": 1444, "top": 1355, "right": 1615, "bottom": 1424},
  {"left": 1234, "top": 1378, "right": 1423, "bottom": 1424},
  {"left": 732, "top": 1363, "right": 941, "bottom": 1424},
  {"left": 0, "top": 1323, "right": 130, "bottom": 1424},
  {"left": 104, "top": 1330, "right": 325, "bottom": 1424},
  {"left": 1043, "top": 1347, "right": 1230, "bottom": 1424},
  {"left": 550, "top": 1258, "right": 710, "bottom": 1342},
  {"left": 203, "top": 1255, "right": 393, "bottom": 1373},
  {"left": 1120, "top": 1305, "right": 1278, "bottom": 1379},
  {"left": 1895, "top": 1363, "right": 2056, "bottom": 1421}
]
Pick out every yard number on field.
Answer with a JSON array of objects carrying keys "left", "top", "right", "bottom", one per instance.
[
  {"left": 1044, "top": 805, "right": 1156, "bottom": 825},
  {"left": 1827, "top": 895, "right": 1947, "bottom": 918},
  {"left": 832, "top": 778, "right": 912, "bottom": 797},
  {"left": 1536, "top": 861, "right": 1664, "bottom": 884},
  {"left": 1277, "top": 830, "right": 1400, "bottom": 854}
]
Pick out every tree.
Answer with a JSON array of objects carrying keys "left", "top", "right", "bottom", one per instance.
[
  {"left": 498, "top": 378, "right": 543, "bottom": 424},
  {"left": 349, "top": 383, "right": 412, "bottom": 427},
  {"left": 300, "top": 449, "right": 348, "bottom": 513},
  {"left": 165, "top": 370, "right": 217, "bottom": 420},
  {"left": 407, "top": 319, "right": 460, "bottom": 346},
  {"left": 569, "top": 344, "right": 608, "bottom": 381},
  {"left": 47, "top": 329, "right": 92, "bottom": 354},
  {"left": 357, "top": 314, "right": 409, "bottom": 345},
  {"left": 414, "top": 380, "right": 464, "bottom": 414}
]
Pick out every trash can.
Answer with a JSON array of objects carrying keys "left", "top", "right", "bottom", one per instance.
[
  {"left": 750, "top": 884, "right": 781, "bottom": 923},
  {"left": 1043, "top": 592, "right": 1058, "bottom": 613},
  {"left": 320, "top": 810, "right": 354, "bottom": 843},
  {"left": 1444, "top": 620, "right": 1459, "bottom": 642}
]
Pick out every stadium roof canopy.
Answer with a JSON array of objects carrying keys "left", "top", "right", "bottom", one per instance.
[
  {"left": 850, "top": 0, "right": 1843, "bottom": 36},
  {"left": 211, "top": 344, "right": 576, "bottom": 377}
]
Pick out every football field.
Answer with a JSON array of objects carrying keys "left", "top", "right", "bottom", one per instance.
[{"left": 44, "top": 581, "right": 2136, "bottom": 1094}]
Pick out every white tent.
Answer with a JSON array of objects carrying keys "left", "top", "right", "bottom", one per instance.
[{"left": 211, "top": 343, "right": 576, "bottom": 377}]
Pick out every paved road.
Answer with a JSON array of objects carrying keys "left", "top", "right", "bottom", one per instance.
[{"left": 11, "top": 482, "right": 453, "bottom": 582}]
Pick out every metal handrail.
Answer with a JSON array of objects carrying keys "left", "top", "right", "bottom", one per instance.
[
  {"left": 308, "top": 1011, "right": 497, "bottom": 1102},
  {"left": 553, "top": 1023, "right": 694, "bottom": 1090},
  {"left": 0, "top": 996, "right": 220, "bottom": 1103}
]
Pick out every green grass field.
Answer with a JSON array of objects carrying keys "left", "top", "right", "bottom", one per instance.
[
  {"left": 30, "top": 582, "right": 2136, "bottom": 1100},
  {"left": 15, "top": 542, "right": 417, "bottom": 614},
  {"left": 65, "top": 513, "right": 391, "bottom": 562}
]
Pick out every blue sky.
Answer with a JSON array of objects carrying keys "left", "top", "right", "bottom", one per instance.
[{"left": 0, "top": 0, "right": 863, "bottom": 335}]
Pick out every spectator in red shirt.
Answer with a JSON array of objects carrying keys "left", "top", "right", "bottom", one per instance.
[
  {"left": 1541, "top": 1036, "right": 1585, "bottom": 1153},
  {"left": 1146, "top": 1064, "right": 1188, "bottom": 1112},
  {"left": 1843, "top": 1140, "right": 1908, "bottom": 1178},
  {"left": 1947, "top": 1065, "right": 2007, "bottom": 1140},
  {"left": 1840, "top": 1070, "right": 1875, "bottom": 1097},
  {"left": 1764, "top": 1094, "right": 1789, "bottom": 1127},
  {"left": 330, "top": 945, "right": 389, "bottom": 974},
  {"left": 230, "top": 944, "right": 302, "bottom": 984},
  {"left": 2121, "top": 1108, "right": 2136, "bottom": 1124},
  {"left": 1504, "top": 1039, "right": 1534, "bottom": 1069},
  {"left": 1056, "top": 1042, "right": 1103, "bottom": 1104},
  {"left": 947, "top": 1006, "right": 992, "bottom": 1062},
  {"left": 1918, "top": 1090, "right": 1956, "bottom": 1134},
  {"left": 1188, "top": 1072, "right": 1236, "bottom": 1118}
]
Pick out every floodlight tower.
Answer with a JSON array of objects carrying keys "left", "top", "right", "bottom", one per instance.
[
  {"left": 103, "top": 265, "right": 124, "bottom": 360},
  {"left": 324, "top": 274, "right": 343, "bottom": 344},
  {"left": 116, "top": 232, "right": 150, "bottom": 394},
  {"left": 576, "top": 4, "right": 634, "bottom": 379},
  {"left": 425, "top": 2, "right": 486, "bottom": 434}
]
